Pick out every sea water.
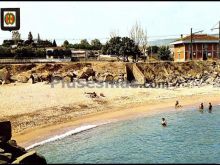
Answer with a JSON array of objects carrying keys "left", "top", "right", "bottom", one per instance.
[{"left": 32, "top": 106, "right": 220, "bottom": 163}]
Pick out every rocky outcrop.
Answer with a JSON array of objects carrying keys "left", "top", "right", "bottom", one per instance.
[
  {"left": 0, "top": 68, "right": 10, "bottom": 84},
  {"left": 10, "top": 73, "right": 30, "bottom": 83},
  {"left": 137, "top": 61, "right": 220, "bottom": 88},
  {"left": 1, "top": 61, "right": 220, "bottom": 88},
  {"left": 0, "top": 121, "right": 47, "bottom": 164}
]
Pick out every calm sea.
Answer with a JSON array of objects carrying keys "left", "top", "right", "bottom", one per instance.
[{"left": 32, "top": 105, "right": 220, "bottom": 163}]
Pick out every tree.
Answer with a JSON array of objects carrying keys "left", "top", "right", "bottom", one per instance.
[
  {"left": 52, "top": 39, "right": 57, "bottom": 47},
  {"left": 28, "top": 32, "right": 33, "bottom": 42},
  {"left": 109, "top": 29, "right": 119, "bottom": 38},
  {"left": 102, "top": 36, "right": 141, "bottom": 62},
  {"left": 12, "top": 31, "right": 21, "bottom": 42},
  {"left": 147, "top": 46, "right": 159, "bottom": 55},
  {"left": 158, "top": 46, "right": 171, "bottom": 61},
  {"left": 80, "top": 39, "right": 91, "bottom": 49},
  {"left": 63, "top": 40, "right": 69, "bottom": 48},
  {"left": 91, "top": 39, "right": 102, "bottom": 50},
  {"left": 129, "top": 21, "right": 148, "bottom": 55},
  {"left": 37, "top": 33, "right": 41, "bottom": 42}
]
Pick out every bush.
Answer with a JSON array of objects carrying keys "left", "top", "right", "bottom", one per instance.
[
  {"left": 0, "top": 47, "right": 14, "bottom": 58},
  {"left": 35, "top": 49, "right": 46, "bottom": 58}
]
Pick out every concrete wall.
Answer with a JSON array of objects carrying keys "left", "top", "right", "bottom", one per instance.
[{"left": 132, "top": 64, "right": 146, "bottom": 84}]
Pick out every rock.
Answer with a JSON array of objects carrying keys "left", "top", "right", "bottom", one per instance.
[
  {"left": 88, "top": 76, "right": 96, "bottom": 81},
  {"left": 11, "top": 150, "right": 47, "bottom": 164},
  {"left": 40, "top": 72, "right": 52, "bottom": 82},
  {"left": 76, "top": 67, "right": 95, "bottom": 80},
  {"left": 10, "top": 74, "right": 30, "bottom": 83},
  {"left": 0, "top": 121, "right": 12, "bottom": 142},
  {"left": 63, "top": 76, "right": 71, "bottom": 82},
  {"left": 205, "top": 77, "right": 214, "bottom": 84},
  {"left": 52, "top": 72, "right": 63, "bottom": 81},
  {"left": 0, "top": 152, "right": 12, "bottom": 164},
  {"left": 82, "top": 66, "right": 94, "bottom": 75},
  {"left": 0, "top": 68, "right": 10, "bottom": 84},
  {"left": 104, "top": 74, "right": 114, "bottom": 82}
]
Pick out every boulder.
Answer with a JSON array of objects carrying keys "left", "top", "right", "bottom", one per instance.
[
  {"left": 39, "top": 72, "right": 52, "bottom": 82},
  {"left": 88, "top": 76, "right": 96, "bottom": 81},
  {"left": 76, "top": 67, "right": 95, "bottom": 80},
  {"left": 11, "top": 150, "right": 47, "bottom": 164},
  {"left": 82, "top": 67, "right": 94, "bottom": 75},
  {"left": 104, "top": 74, "right": 114, "bottom": 82},
  {"left": 63, "top": 76, "right": 71, "bottom": 82},
  {"left": 10, "top": 74, "right": 30, "bottom": 83},
  {"left": 205, "top": 77, "right": 214, "bottom": 84},
  {"left": 0, "top": 121, "right": 12, "bottom": 142},
  {"left": 0, "top": 68, "right": 10, "bottom": 84}
]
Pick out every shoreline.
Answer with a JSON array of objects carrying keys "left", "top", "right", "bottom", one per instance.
[{"left": 13, "top": 93, "right": 220, "bottom": 149}]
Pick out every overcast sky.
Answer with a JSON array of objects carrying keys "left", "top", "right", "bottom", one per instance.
[{"left": 0, "top": 1, "right": 220, "bottom": 45}]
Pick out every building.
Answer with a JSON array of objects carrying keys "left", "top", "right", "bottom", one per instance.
[
  {"left": 46, "top": 47, "right": 66, "bottom": 59},
  {"left": 170, "top": 34, "right": 219, "bottom": 62}
]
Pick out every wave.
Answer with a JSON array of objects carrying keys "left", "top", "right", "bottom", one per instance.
[{"left": 25, "top": 124, "right": 102, "bottom": 151}]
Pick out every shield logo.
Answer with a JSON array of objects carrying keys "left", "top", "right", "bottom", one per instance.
[{"left": 1, "top": 8, "right": 20, "bottom": 31}]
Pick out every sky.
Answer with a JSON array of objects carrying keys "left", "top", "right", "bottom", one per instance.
[{"left": 0, "top": 1, "right": 220, "bottom": 45}]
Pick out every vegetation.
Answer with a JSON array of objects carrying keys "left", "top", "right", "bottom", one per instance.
[
  {"left": 66, "top": 39, "right": 103, "bottom": 50},
  {"left": 147, "top": 46, "right": 159, "bottom": 55},
  {"left": 102, "top": 36, "right": 141, "bottom": 62},
  {"left": 158, "top": 46, "right": 172, "bottom": 61},
  {"left": 52, "top": 40, "right": 57, "bottom": 47},
  {"left": 0, "top": 29, "right": 174, "bottom": 61}
]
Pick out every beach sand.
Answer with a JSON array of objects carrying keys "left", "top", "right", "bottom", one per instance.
[{"left": 1, "top": 82, "right": 220, "bottom": 148}]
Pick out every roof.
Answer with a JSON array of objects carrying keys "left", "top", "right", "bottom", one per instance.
[
  {"left": 71, "top": 50, "right": 86, "bottom": 53},
  {"left": 170, "top": 34, "right": 219, "bottom": 45}
]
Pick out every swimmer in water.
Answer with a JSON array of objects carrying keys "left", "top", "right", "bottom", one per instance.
[
  {"left": 175, "top": 100, "right": 179, "bottom": 109},
  {"left": 208, "top": 102, "right": 212, "bottom": 113},
  {"left": 175, "top": 100, "right": 182, "bottom": 109},
  {"left": 161, "top": 118, "right": 167, "bottom": 127},
  {"left": 199, "top": 103, "right": 204, "bottom": 113},
  {"left": 199, "top": 103, "right": 204, "bottom": 110}
]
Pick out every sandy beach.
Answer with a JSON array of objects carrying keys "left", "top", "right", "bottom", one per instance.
[{"left": 1, "top": 82, "right": 220, "bottom": 148}]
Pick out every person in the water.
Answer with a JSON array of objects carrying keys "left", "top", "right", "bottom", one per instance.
[
  {"left": 199, "top": 103, "right": 204, "bottom": 113},
  {"left": 199, "top": 103, "right": 204, "bottom": 110},
  {"left": 175, "top": 100, "right": 179, "bottom": 109},
  {"left": 161, "top": 118, "right": 167, "bottom": 127},
  {"left": 208, "top": 102, "right": 212, "bottom": 113},
  {"left": 175, "top": 100, "right": 182, "bottom": 109}
]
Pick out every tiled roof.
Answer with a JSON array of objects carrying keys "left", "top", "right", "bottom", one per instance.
[{"left": 176, "top": 34, "right": 219, "bottom": 41}]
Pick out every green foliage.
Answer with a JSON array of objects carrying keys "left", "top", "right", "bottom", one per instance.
[
  {"left": 52, "top": 40, "right": 57, "bottom": 47},
  {"left": 14, "top": 47, "right": 35, "bottom": 59},
  {"left": 90, "top": 39, "right": 102, "bottom": 50},
  {"left": 37, "top": 40, "right": 53, "bottom": 48},
  {"left": 102, "top": 36, "right": 141, "bottom": 62},
  {"left": 158, "top": 46, "right": 172, "bottom": 60},
  {"left": 67, "top": 39, "right": 103, "bottom": 50},
  {"left": 76, "top": 39, "right": 91, "bottom": 50},
  {"left": 2, "top": 40, "right": 15, "bottom": 47},
  {"left": 147, "top": 46, "right": 159, "bottom": 55},
  {"left": 64, "top": 49, "right": 72, "bottom": 57},
  {"left": 63, "top": 40, "right": 69, "bottom": 48},
  {"left": 35, "top": 49, "right": 46, "bottom": 58},
  {"left": 0, "top": 46, "right": 14, "bottom": 58}
]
